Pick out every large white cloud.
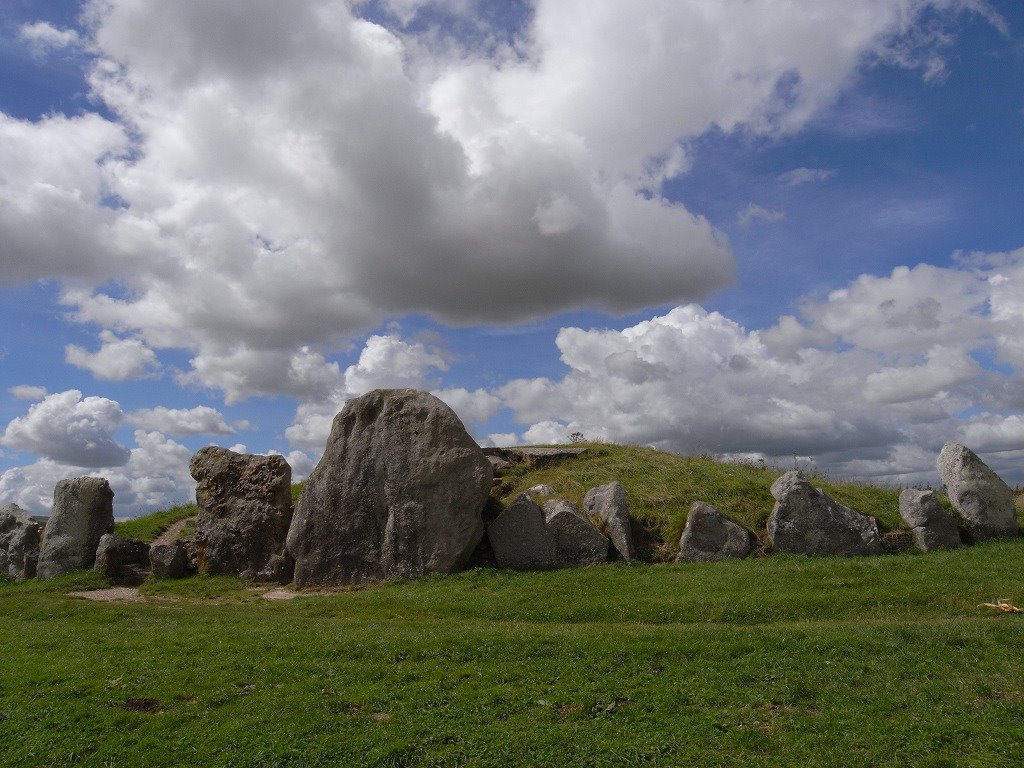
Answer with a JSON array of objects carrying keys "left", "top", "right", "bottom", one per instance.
[
  {"left": 496, "top": 251, "right": 1024, "bottom": 484},
  {"left": 65, "top": 330, "right": 160, "bottom": 381},
  {"left": 1, "top": 0, "right": 995, "bottom": 403},
  {"left": 1, "top": 390, "right": 129, "bottom": 467},
  {"left": 126, "top": 405, "right": 234, "bottom": 436}
]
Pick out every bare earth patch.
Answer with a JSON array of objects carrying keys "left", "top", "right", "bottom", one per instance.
[
  {"left": 68, "top": 587, "right": 143, "bottom": 602},
  {"left": 152, "top": 516, "right": 196, "bottom": 546}
]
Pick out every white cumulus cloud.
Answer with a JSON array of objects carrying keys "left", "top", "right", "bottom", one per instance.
[
  {"left": 126, "top": 406, "right": 234, "bottom": 435},
  {"left": 65, "top": 330, "right": 160, "bottom": 381}
]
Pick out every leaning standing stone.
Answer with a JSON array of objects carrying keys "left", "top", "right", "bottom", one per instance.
[
  {"left": 0, "top": 503, "right": 42, "bottom": 580},
  {"left": 583, "top": 481, "right": 636, "bottom": 562},
  {"left": 37, "top": 477, "right": 114, "bottom": 579},
  {"left": 677, "top": 501, "right": 756, "bottom": 562},
  {"left": 191, "top": 446, "right": 294, "bottom": 582},
  {"left": 542, "top": 499, "right": 609, "bottom": 567},
  {"left": 936, "top": 442, "right": 1018, "bottom": 542},
  {"left": 767, "top": 471, "right": 881, "bottom": 557},
  {"left": 898, "top": 489, "right": 961, "bottom": 552},
  {"left": 287, "top": 389, "right": 492, "bottom": 586},
  {"left": 487, "top": 493, "right": 561, "bottom": 570}
]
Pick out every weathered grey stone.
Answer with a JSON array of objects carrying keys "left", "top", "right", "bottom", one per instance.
[
  {"left": 191, "top": 446, "right": 293, "bottom": 583},
  {"left": 582, "top": 481, "right": 636, "bottom": 562},
  {"left": 527, "top": 485, "right": 557, "bottom": 497},
  {"left": 0, "top": 503, "right": 41, "bottom": 580},
  {"left": 37, "top": 477, "right": 114, "bottom": 579},
  {"left": 487, "top": 493, "right": 560, "bottom": 570},
  {"left": 899, "top": 489, "right": 961, "bottom": 551},
  {"left": 287, "top": 389, "right": 492, "bottom": 586},
  {"left": 94, "top": 533, "right": 150, "bottom": 579},
  {"left": 542, "top": 499, "right": 609, "bottom": 566},
  {"left": 936, "top": 442, "right": 1018, "bottom": 542},
  {"left": 767, "top": 471, "right": 882, "bottom": 557},
  {"left": 677, "top": 502, "right": 756, "bottom": 562},
  {"left": 150, "top": 541, "right": 191, "bottom": 579}
]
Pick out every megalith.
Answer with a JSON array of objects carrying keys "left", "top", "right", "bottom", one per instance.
[
  {"left": 287, "top": 389, "right": 492, "bottom": 586},
  {"left": 191, "top": 446, "right": 294, "bottom": 582},
  {"left": 0, "top": 503, "right": 42, "bottom": 580},
  {"left": 767, "top": 471, "right": 882, "bottom": 557},
  {"left": 898, "top": 489, "right": 961, "bottom": 551},
  {"left": 677, "top": 501, "right": 756, "bottom": 562},
  {"left": 582, "top": 481, "right": 636, "bottom": 562},
  {"left": 37, "top": 477, "right": 114, "bottom": 579},
  {"left": 936, "top": 442, "right": 1018, "bottom": 542}
]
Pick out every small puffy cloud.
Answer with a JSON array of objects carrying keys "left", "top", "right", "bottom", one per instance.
[
  {"left": 1, "top": 390, "right": 129, "bottom": 467},
  {"left": 8, "top": 385, "right": 47, "bottom": 401},
  {"left": 432, "top": 387, "right": 501, "bottom": 426},
  {"left": 19, "top": 22, "right": 80, "bottom": 55},
  {"left": 126, "top": 405, "right": 233, "bottom": 435},
  {"left": 737, "top": 203, "right": 785, "bottom": 227},
  {"left": 481, "top": 432, "right": 519, "bottom": 448},
  {"left": 268, "top": 449, "right": 316, "bottom": 481},
  {"left": 777, "top": 167, "right": 837, "bottom": 186},
  {"left": 65, "top": 330, "right": 160, "bottom": 381}
]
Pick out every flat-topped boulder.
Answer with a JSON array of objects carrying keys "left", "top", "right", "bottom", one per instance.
[
  {"left": 936, "top": 442, "right": 1017, "bottom": 542},
  {"left": 542, "top": 499, "right": 609, "bottom": 567},
  {"left": 899, "top": 489, "right": 961, "bottom": 552},
  {"left": 677, "top": 502, "right": 756, "bottom": 562},
  {"left": 0, "top": 503, "right": 41, "bottom": 580},
  {"left": 94, "top": 533, "right": 150, "bottom": 581},
  {"left": 487, "top": 493, "right": 560, "bottom": 570},
  {"left": 767, "top": 471, "right": 881, "bottom": 557},
  {"left": 37, "top": 477, "right": 114, "bottom": 579},
  {"left": 288, "top": 389, "right": 492, "bottom": 586},
  {"left": 583, "top": 481, "right": 636, "bottom": 562},
  {"left": 191, "top": 446, "right": 294, "bottom": 583}
]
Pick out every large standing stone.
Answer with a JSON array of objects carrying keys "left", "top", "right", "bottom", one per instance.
[
  {"left": 191, "top": 446, "right": 294, "bottom": 583},
  {"left": 287, "top": 389, "right": 492, "bottom": 586},
  {"left": 0, "top": 503, "right": 41, "bottom": 580},
  {"left": 898, "top": 489, "right": 961, "bottom": 552},
  {"left": 767, "top": 471, "right": 882, "bottom": 557},
  {"left": 582, "top": 481, "right": 636, "bottom": 562},
  {"left": 936, "top": 442, "right": 1018, "bottom": 542},
  {"left": 37, "top": 477, "right": 114, "bottom": 579},
  {"left": 677, "top": 502, "right": 756, "bottom": 562},
  {"left": 487, "top": 493, "right": 560, "bottom": 570},
  {"left": 94, "top": 533, "right": 151, "bottom": 581},
  {"left": 542, "top": 499, "right": 609, "bottom": 567}
]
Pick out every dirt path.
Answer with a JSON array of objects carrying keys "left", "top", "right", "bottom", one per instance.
[
  {"left": 152, "top": 516, "right": 196, "bottom": 546},
  {"left": 68, "top": 587, "right": 143, "bottom": 602}
]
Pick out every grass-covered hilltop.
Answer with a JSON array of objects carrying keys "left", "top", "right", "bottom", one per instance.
[{"left": 3, "top": 444, "right": 1024, "bottom": 767}]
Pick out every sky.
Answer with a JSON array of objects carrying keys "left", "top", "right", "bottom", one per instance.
[{"left": 1, "top": 0, "right": 1023, "bottom": 518}]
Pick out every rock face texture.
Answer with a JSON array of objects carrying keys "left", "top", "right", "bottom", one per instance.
[
  {"left": 287, "top": 389, "right": 492, "bottom": 586},
  {"left": 94, "top": 533, "right": 150, "bottom": 580},
  {"left": 542, "top": 499, "right": 609, "bottom": 567},
  {"left": 899, "top": 489, "right": 961, "bottom": 552},
  {"left": 487, "top": 493, "right": 561, "bottom": 570},
  {"left": 0, "top": 503, "right": 42, "bottom": 580},
  {"left": 936, "top": 442, "right": 1018, "bottom": 542},
  {"left": 767, "top": 471, "right": 882, "bottom": 557},
  {"left": 150, "top": 541, "right": 191, "bottom": 579},
  {"left": 583, "top": 481, "right": 636, "bottom": 562},
  {"left": 37, "top": 477, "right": 114, "bottom": 579},
  {"left": 677, "top": 502, "right": 756, "bottom": 562},
  {"left": 191, "top": 447, "right": 294, "bottom": 583}
]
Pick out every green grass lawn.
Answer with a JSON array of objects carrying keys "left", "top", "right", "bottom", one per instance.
[{"left": 3, "top": 542, "right": 1024, "bottom": 767}]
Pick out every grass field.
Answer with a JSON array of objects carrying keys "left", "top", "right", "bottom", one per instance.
[{"left": 3, "top": 445, "right": 1023, "bottom": 766}]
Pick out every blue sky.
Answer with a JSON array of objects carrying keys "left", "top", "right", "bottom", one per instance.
[{"left": 1, "top": 0, "right": 1023, "bottom": 517}]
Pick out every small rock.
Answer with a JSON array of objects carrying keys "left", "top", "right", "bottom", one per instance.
[
  {"left": 767, "top": 471, "right": 882, "bottom": 557},
  {"left": 936, "top": 442, "right": 1018, "bottom": 542},
  {"left": 542, "top": 499, "right": 609, "bottom": 566},
  {"left": 191, "top": 446, "right": 294, "bottom": 582},
  {"left": 150, "top": 541, "right": 191, "bottom": 579},
  {"left": 676, "top": 502, "right": 755, "bottom": 562},
  {"left": 0, "top": 503, "right": 42, "bottom": 580},
  {"left": 898, "top": 489, "right": 961, "bottom": 551},
  {"left": 37, "top": 477, "right": 115, "bottom": 579},
  {"left": 94, "top": 533, "right": 150, "bottom": 580},
  {"left": 487, "top": 493, "right": 560, "bottom": 570},
  {"left": 583, "top": 481, "right": 636, "bottom": 562},
  {"left": 527, "top": 485, "right": 557, "bottom": 497}
]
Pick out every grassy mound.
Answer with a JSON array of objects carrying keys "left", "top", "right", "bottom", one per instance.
[
  {"left": 494, "top": 443, "right": 911, "bottom": 555},
  {"left": 114, "top": 503, "right": 198, "bottom": 543}
]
